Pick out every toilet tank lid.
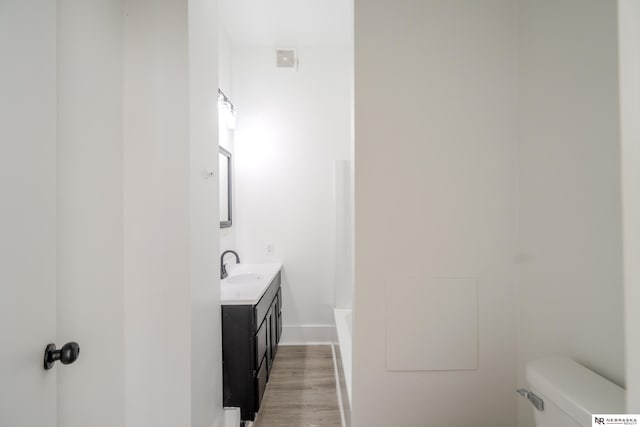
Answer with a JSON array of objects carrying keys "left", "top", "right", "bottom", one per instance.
[{"left": 526, "top": 358, "right": 625, "bottom": 425}]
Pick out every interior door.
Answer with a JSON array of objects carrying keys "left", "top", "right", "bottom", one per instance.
[{"left": 0, "top": 1, "right": 59, "bottom": 426}]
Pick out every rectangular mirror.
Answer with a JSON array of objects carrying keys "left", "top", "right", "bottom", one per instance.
[{"left": 219, "top": 146, "right": 232, "bottom": 228}]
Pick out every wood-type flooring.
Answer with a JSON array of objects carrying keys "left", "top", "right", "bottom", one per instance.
[{"left": 253, "top": 345, "right": 342, "bottom": 427}]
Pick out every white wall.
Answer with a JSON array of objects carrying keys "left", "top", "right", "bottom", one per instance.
[
  {"left": 123, "top": 1, "right": 222, "bottom": 426},
  {"left": 57, "top": 2, "right": 125, "bottom": 426},
  {"left": 219, "top": 26, "right": 233, "bottom": 97},
  {"left": 619, "top": 0, "right": 640, "bottom": 413},
  {"left": 219, "top": 25, "right": 237, "bottom": 255},
  {"left": 123, "top": 1, "right": 191, "bottom": 424},
  {"left": 334, "top": 160, "right": 353, "bottom": 309},
  {"left": 233, "top": 45, "right": 351, "bottom": 342},
  {"left": 354, "top": 1, "right": 518, "bottom": 425},
  {"left": 189, "top": 1, "right": 224, "bottom": 426},
  {"left": 517, "top": 0, "right": 624, "bottom": 424}
]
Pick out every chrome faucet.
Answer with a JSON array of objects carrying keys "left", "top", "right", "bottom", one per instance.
[{"left": 220, "top": 250, "right": 240, "bottom": 280}]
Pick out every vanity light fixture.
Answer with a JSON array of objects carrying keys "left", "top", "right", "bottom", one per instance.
[{"left": 218, "top": 89, "right": 236, "bottom": 130}]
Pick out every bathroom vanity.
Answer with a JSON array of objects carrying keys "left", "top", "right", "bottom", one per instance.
[{"left": 221, "top": 263, "right": 283, "bottom": 421}]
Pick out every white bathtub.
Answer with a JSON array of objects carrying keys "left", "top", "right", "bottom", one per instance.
[{"left": 334, "top": 308, "right": 352, "bottom": 405}]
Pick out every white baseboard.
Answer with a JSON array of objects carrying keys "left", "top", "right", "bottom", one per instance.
[{"left": 280, "top": 324, "right": 337, "bottom": 345}]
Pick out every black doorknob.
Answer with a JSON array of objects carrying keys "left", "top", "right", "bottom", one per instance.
[{"left": 44, "top": 342, "right": 80, "bottom": 370}]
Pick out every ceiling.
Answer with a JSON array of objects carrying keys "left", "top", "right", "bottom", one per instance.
[{"left": 219, "top": 0, "right": 352, "bottom": 47}]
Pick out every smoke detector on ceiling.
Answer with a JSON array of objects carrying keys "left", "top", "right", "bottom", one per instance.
[{"left": 276, "top": 49, "right": 298, "bottom": 69}]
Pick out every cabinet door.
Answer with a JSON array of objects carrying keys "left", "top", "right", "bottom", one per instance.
[
  {"left": 255, "top": 318, "right": 268, "bottom": 367},
  {"left": 266, "top": 307, "right": 274, "bottom": 372},
  {"left": 276, "top": 289, "right": 282, "bottom": 344},
  {"left": 255, "top": 356, "right": 268, "bottom": 411},
  {"left": 277, "top": 311, "right": 282, "bottom": 345},
  {"left": 273, "top": 296, "right": 280, "bottom": 348}
]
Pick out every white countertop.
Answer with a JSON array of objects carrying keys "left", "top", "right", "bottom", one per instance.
[{"left": 220, "top": 263, "right": 282, "bottom": 305}]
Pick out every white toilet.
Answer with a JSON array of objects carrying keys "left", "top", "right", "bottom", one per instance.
[{"left": 524, "top": 357, "right": 625, "bottom": 427}]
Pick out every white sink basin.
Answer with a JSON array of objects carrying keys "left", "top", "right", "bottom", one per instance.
[
  {"left": 221, "top": 263, "right": 282, "bottom": 305},
  {"left": 224, "top": 273, "right": 265, "bottom": 285}
]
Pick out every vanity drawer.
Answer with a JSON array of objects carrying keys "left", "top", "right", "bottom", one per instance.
[
  {"left": 255, "top": 318, "right": 268, "bottom": 366},
  {"left": 255, "top": 356, "right": 268, "bottom": 410},
  {"left": 254, "top": 272, "right": 281, "bottom": 327}
]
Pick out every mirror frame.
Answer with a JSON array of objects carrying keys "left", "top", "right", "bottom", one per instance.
[{"left": 219, "top": 146, "right": 232, "bottom": 228}]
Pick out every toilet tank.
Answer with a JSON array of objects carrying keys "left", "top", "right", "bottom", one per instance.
[{"left": 525, "top": 358, "right": 625, "bottom": 427}]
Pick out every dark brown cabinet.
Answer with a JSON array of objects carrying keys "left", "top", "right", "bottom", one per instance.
[{"left": 222, "top": 272, "right": 282, "bottom": 421}]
